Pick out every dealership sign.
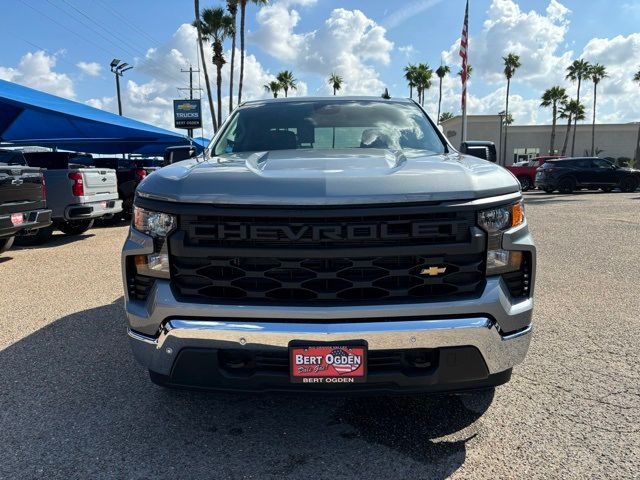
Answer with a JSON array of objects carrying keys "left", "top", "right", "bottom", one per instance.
[{"left": 173, "top": 100, "right": 202, "bottom": 129}]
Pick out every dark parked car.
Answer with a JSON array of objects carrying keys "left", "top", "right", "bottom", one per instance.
[
  {"left": 69, "top": 156, "right": 158, "bottom": 218},
  {"left": 535, "top": 157, "right": 640, "bottom": 194},
  {"left": 0, "top": 150, "right": 52, "bottom": 253}
]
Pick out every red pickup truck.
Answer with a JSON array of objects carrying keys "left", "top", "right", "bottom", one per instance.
[{"left": 506, "top": 156, "right": 564, "bottom": 191}]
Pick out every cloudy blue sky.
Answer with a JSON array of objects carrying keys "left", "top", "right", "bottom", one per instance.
[{"left": 1, "top": 0, "right": 639, "bottom": 136}]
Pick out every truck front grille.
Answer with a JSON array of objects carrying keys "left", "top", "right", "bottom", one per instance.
[{"left": 169, "top": 205, "right": 486, "bottom": 305}]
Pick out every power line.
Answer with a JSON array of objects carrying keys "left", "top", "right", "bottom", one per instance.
[
  {"left": 17, "top": 0, "right": 116, "bottom": 57},
  {"left": 57, "top": 0, "right": 143, "bottom": 59},
  {"left": 94, "top": 0, "right": 163, "bottom": 47},
  {"left": 19, "top": 0, "right": 192, "bottom": 88}
]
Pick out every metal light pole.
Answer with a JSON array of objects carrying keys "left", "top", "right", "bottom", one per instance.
[
  {"left": 497, "top": 110, "right": 506, "bottom": 166},
  {"left": 110, "top": 59, "right": 133, "bottom": 116}
]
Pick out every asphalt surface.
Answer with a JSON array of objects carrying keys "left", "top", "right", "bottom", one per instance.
[{"left": 0, "top": 191, "right": 638, "bottom": 479}]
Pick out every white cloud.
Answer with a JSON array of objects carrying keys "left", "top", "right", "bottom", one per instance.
[
  {"left": 252, "top": 4, "right": 393, "bottom": 95},
  {"left": 398, "top": 45, "right": 417, "bottom": 57},
  {"left": 383, "top": 0, "right": 444, "bottom": 30},
  {"left": 86, "top": 24, "right": 306, "bottom": 137},
  {"left": 580, "top": 33, "right": 640, "bottom": 123},
  {"left": 442, "top": 0, "right": 573, "bottom": 90},
  {"left": 76, "top": 61, "right": 101, "bottom": 76},
  {"left": 0, "top": 51, "right": 75, "bottom": 98}
]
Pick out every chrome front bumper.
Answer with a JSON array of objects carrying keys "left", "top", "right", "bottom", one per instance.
[{"left": 128, "top": 317, "right": 531, "bottom": 376}]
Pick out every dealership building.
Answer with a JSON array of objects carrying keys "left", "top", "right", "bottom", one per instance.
[{"left": 441, "top": 115, "right": 640, "bottom": 165}]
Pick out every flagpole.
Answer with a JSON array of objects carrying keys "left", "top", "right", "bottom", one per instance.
[{"left": 459, "top": 0, "right": 469, "bottom": 149}]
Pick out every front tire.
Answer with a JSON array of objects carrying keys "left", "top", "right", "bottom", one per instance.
[
  {"left": 558, "top": 177, "right": 575, "bottom": 194},
  {"left": 619, "top": 177, "right": 639, "bottom": 193},
  {"left": 601, "top": 186, "right": 614, "bottom": 193},
  {"left": 517, "top": 176, "right": 533, "bottom": 192},
  {"left": 543, "top": 187, "right": 555, "bottom": 194},
  {"left": 57, "top": 219, "right": 94, "bottom": 235},
  {"left": 0, "top": 236, "right": 15, "bottom": 254}
]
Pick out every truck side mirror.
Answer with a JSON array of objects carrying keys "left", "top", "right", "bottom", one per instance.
[
  {"left": 164, "top": 146, "right": 196, "bottom": 166},
  {"left": 460, "top": 141, "right": 497, "bottom": 163}
]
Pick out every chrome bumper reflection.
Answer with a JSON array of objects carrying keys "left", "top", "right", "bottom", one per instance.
[{"left": 128, "top": 317, "right": 532, "bottom": 376}]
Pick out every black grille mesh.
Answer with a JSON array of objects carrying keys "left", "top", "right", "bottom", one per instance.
[{"left": 171, "top": 253, "right": 485, "bottom": 304}]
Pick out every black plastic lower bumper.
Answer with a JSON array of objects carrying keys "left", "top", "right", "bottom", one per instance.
[
  {"left": 0, "top": 208, "right": 52, "bottom": 239},
  {"left": 150, "top": 346, "right": 512, "bottom": 394}
]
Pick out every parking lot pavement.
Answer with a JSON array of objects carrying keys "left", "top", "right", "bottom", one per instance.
[{"left": 0, "top": 191, "right": 638, "bottom": 479}]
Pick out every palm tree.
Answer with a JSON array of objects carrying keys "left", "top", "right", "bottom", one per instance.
[
  {"left": 194, "top": 0, "right": 217, "bottom": 133},
  {"left": 264, "top": 80, "right": 281, "bottom": 98},
  {"left": 198, "top": 7, "right": 235, "bottom": 128},
  {"left": 403, "top": 64, "right": 418, "bottom": 99},
  {"left": 276, "top": 70, "right": 297, "bottom": 97},
  {"left": 414, "top": 63, "right": 433, "bottom": 106},
  {"left": 439, "top": 112, "right": 454, "bottom": 123},
  {"left": 566, "top": 59, "right": 591, "bottom": 156},
  {"left": 589, "top": 64, "right": 607, "bottom": 156},
  {"left": 457, "top": 64, "right": 473, "bottom": 79},
  {"left": 226, "top": 0, "right": 238, "bottom": 114},
  {"left": 238, "top": 0, "right": 268, "bottom": 106},
  {"left": 559, "top": 99, "right": 585, "bottom": 156},
  {"left": 328, "top": 73, "right": 343, "bottom": 95},
  {"left": 540, "top": 86, "right": 568, "bottom": 155},
  {"left": 435, "top": 65, "right": 450, "bottom": 124},
  {"left": 502, "top": 53, "right": 521, "bottom": 165}
]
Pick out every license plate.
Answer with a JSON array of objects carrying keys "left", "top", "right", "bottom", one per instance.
[
  {"left": 290, "top": 345, "right": 367, "bottom": 384},
  {"left": 10, "top": 213, "right": 24, "bottom": 226},
  {"left": 100, "top": 201, "right": 108, "bottom": 209}
]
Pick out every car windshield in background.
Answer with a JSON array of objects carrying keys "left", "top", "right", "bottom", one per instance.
[{"left": 212, "top": 100, "right": 445, "bottom": 156}]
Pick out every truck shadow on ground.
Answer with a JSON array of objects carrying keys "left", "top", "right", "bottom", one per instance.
[
  {"left": 12, "top": 232, "right": 95, "bottom": 250},
  {"left": 0, "top": 299, "right": 493, "bottom": 479}
]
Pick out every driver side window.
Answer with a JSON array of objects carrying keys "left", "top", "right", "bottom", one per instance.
[{"left": 592, "top": 159, "right": 612, "bottom": 169}]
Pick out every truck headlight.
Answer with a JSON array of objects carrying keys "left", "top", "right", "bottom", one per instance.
[
  {"left": 477, "top": 201, "right": 525, "bottom": 275},
  {"left": 132, "top": 206, "right": 175, "bottom": 279},
  {"left": 477, "top": 201, "right": 524, "bottom": 232},
  {"left": 133, "top": 206, "right": 176, "bottom": 238}
]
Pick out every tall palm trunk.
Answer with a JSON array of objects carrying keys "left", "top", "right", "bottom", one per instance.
[
  {"left": 502, "top": 78, "right": 511, "bottom": 166},
  {"left": 437, "top": 77, "right": 443, "bottom": 124},
  {"left": 591, "top": 82, "right": 597, "bottom": 156},
  {"left": 215, "top": 60, "right": 223, "bottom": 128},
  {"left": 195, "top": 0, "right": 217, "bottom": 132},
  {"left": 333, "top": 86, "right": 336, "bottom": 95},
  {"left": 409, "top": 85, "right": 413, "bottom": 99},
  {"left": 570, "top": 78, "right": 582, "bottom": 156},
  {"left": 550, "top": 102, "right": 557, "bottom": 155},
  {"left": 238, "top": 2, "right": 246, "bottom": 105},
  {"left": 561, "top": 113, "right": 572, "bottom": 156},
  {"left": 228, "top": 12, "right": 237, "bottom": 114}
]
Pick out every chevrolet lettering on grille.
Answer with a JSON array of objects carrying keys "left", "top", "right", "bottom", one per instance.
[{"left": 209, "top": 222, "right": 455, "bottom": 242}]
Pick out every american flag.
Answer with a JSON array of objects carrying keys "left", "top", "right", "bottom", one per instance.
[
  {"left": 330, "top": 349, "right": 361, "bottom": 375},
  {"left": 459, "top": 0, "right": 469, "bottom": 111}
]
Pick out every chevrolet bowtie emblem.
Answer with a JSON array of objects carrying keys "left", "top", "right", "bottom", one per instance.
[{"left": 420, "top": 266, "right": 447, "bottom": 276}]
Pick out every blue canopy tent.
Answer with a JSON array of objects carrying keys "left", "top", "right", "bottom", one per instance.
[{"left": 0, "top": 80, "right": 202, "bottom": 155}]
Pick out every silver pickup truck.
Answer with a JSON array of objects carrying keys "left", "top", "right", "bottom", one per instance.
[
  {"left": 122, "top": 97, "right": 535, "bottom": 394},
  {"left": 19, "top": 152, "right": 122, "bottom": 244}
]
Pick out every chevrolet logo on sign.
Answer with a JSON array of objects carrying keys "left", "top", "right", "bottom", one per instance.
[
  {"left": 420, "top": 266, "right": 447, "bottom": 276},
  {"left": 177, "top": 103, "right": 197, "bottom": 111}
]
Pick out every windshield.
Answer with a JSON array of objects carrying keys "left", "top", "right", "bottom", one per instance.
[{"left": 211, "top": 100, "right": 445, "bottom": 156}]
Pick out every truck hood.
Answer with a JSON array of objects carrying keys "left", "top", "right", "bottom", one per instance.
[{"left": 137, "top": 149, "right": 520, "bottom": 205}]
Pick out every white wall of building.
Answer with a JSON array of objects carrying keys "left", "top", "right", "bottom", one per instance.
[{"left": 442, "top": 115, "right": 640, "bottom": 164}]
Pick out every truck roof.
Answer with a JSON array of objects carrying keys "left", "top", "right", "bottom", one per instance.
[{"left": 239, "top": 96, "right": 414, "bottom": 107}]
